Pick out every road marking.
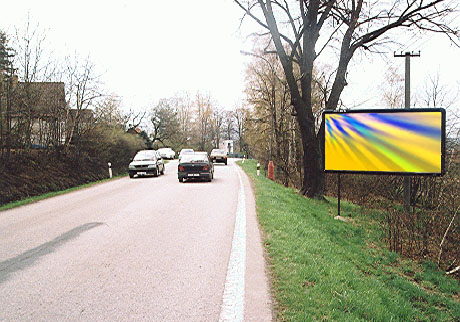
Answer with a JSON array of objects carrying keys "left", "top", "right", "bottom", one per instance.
[{"left": 219, "top": 164, "right": 246, "bottom": 322}]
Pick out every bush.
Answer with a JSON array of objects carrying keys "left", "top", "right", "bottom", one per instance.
[
  {"left": 80, "top": 126, "right": 145, "bottom": 176},
  {"left": 0, "top": 125, "right": 147, "bottom": 206},
  {"left": 325, "top": 151, "right": 460, "bottom": 276}
]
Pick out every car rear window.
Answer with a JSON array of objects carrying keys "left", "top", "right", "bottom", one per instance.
[
  {"left": 180, "top": 155, "right": 208, "bottom": 163},
  {"left": 211, "top": 149, "right": 225, "bottom": 155}
]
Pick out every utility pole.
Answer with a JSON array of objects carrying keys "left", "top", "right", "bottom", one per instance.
[{"left": 394, "top": 51, "right": 420, "bottom": 212}]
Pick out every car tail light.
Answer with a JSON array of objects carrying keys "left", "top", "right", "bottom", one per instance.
[
  {"left": 178, "top": 165, "right": 185, "bottom": 171},
  {"left": 202, "top": 165, "right": 209, "bottom": 171}
]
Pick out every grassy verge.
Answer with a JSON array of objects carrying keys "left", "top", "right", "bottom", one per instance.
[
  {"left": 0, "top": 173, "right": 127, "bottom": 212},
  {"left": 238, "top": 160, "right": 460, "bottom": 322}
]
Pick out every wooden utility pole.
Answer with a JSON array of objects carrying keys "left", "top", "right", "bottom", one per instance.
[{"left": 394, "top": 51, "right": 420, "bottom": 212}]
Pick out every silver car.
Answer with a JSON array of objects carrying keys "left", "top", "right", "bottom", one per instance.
[{"left": 128, "top": 150, "right": 165, "bottom": 178}]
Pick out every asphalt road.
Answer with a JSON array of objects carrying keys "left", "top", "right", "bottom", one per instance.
[{"left": 0, "top": 159, "right": 272, "bottom": 321}]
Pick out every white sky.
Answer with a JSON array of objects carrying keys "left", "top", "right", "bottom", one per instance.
[{"left": 1, "top": 0, "right": 459, "bottom": 115}]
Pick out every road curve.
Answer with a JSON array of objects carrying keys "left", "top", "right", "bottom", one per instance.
[{"left": 0, "top": 159, "right": 272, "bottom": 321}]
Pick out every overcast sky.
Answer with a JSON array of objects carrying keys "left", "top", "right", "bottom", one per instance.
[{"left": 1, "top": 0, "right": 459, "bottom": 114}]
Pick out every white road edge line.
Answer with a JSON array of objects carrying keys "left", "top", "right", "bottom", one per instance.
[{"left": 219, "top": 164, "right": 246, "bottom": 322}]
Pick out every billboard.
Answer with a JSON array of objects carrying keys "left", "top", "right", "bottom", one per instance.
[{"left": 323, "top": 108, "right": 445, "bottom": 175}]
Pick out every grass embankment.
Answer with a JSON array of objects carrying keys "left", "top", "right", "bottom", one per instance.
[
  {"left": 238, "top": 160, "right": 460, "bottom": 322},
  {"left": 0, "top": 173, "right": 127, "bottom": 212}
]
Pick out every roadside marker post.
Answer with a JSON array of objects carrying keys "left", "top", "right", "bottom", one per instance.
[
  {"left": 257, "top": 162, "right": 260, "bottom": 176},
  {"left": 268, "top": 161, "right": 274, "bottom": 180},
  {"left": 108, "top": 162, "right": 112, "bottom": 178}
]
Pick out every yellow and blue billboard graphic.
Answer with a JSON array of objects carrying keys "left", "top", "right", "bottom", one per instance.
[{"left": 323, "top": 109, "right": 445, "bottom": 175}]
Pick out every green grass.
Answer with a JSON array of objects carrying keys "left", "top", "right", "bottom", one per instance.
[
  {"left": 0, "top": 173, "right": 127, "bottom": 212},
  {"left": 238, "top": 160, "right": 460, "bottom": 322}
]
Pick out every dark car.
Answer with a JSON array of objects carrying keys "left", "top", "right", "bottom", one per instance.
[
  {"left": 128, "top": 150, "right": 165, "bottom": 178},
  {"left": 210, "top": 149, "right": 227, "bottom": 165},
  {"left": 178, "top": 153, "right": 214, "bottom": 182}
]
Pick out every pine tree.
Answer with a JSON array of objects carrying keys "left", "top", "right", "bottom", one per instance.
[
  {"left": 0, "top": 31, "right": 14, "bottom": 77},
  {"left": 0, "top": 30, "right": 15, "bottom": 160}
]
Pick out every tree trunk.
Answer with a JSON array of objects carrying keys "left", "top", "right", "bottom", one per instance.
[{"left": 295, "top": 101, "right": 324, "bottom": 198}]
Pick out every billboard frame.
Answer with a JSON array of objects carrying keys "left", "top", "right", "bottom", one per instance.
[{"left": 322, "top": 108, "right": 446, "bottom": 177}]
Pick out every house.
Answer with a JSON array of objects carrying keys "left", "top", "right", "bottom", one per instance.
[
  {"left": 0, "top": 75, "right": 99, "bottom": 149},
  {"left": 0, "top": 76, "right": 67, "bottom": 148}
]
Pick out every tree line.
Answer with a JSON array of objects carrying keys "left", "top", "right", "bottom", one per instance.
[{"left": 148, "top": 92, "right": 248, "bottom": 155}]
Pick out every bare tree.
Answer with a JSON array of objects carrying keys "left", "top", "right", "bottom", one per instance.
[
  {"left": 381, "top": 65, "right": 404, "bottom": 108},
  {"left": 64, "top": 54, "right": 103, "bottom": 150},
  {"left": 211, "top": 107, "right": 224, "bottom": 149},
  {"left": 235, "top": 0, "right": 460, "bottom": 198},
  {"left": 11, "top": 17, "right": 60, "bottom": 152},
  {"left": 417, "top": 71, "right": 459, "bottom": 138},
  {"left": 94, "top": 94, "right": 125, "bottom": 128},
  {"left": 174, "top": 92, "right": 194, "bottom": 148},
  {"left": 13, "top": 16, "right": 57, "bottom": 83},
  {"left": 223, "top": 110, "right": 235, "bottom": 140},
  {"left": 419, "top": 71, "right": 458, "bottom": 108},
  {"left": 194, "top": 92, "right": 214, "bottom": 151},
  {"left": 233, "top": 106, "right": 249, "bottom": 155}
]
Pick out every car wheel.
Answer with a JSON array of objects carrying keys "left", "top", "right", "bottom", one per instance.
[
  {"left": 179, "top": 177, "right": 184, "bottom": 183},
  {"left": 129, "top": 172, "right": 134, "bottom": 178},
  {"left": 153, "top": 168, "right": 159, "bottom": 177},
  {"left": 160, "top": 166, "right": 165, "bottom": 175}
]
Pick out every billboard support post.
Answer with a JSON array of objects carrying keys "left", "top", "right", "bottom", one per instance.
[{"left": 337, "top": 173, "right": 341, "bottom": 216}]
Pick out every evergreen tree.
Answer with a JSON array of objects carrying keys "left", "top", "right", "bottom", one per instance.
[{"left": 0, "top": 31, "right": 14, "bottom": 77}]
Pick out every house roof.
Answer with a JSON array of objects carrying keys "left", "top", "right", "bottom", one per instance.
[{"left": 13, "top": 81, "right": 66, "bottom": 115}]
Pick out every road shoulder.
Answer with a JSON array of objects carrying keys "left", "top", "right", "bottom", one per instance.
[{"left": 236, "top": 162, "right": 274, "bottom": 321}]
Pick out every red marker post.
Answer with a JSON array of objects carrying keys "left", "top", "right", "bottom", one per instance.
[{"left": 268, "top": 161, "right": 274, "bottom": 181}]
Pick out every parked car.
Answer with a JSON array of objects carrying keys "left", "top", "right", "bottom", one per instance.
[
  {"left": 210, "top": 149, "right": 228, "bottom": 165},
  {"left": 178, "top": 148, "right": 194, "bottom": 161},
  {"left": 178, "top": 153, "right": 214, "bottom": 182},
  {"left": 128, "top": 150, "right": 165, "bottom": 178},
  {"left": 158, "top": 147, "right": 176, "bottom": 159}
]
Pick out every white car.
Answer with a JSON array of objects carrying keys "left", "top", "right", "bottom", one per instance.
[{"left": 158, "top": 147, "right": 176, "bottom": 159}]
